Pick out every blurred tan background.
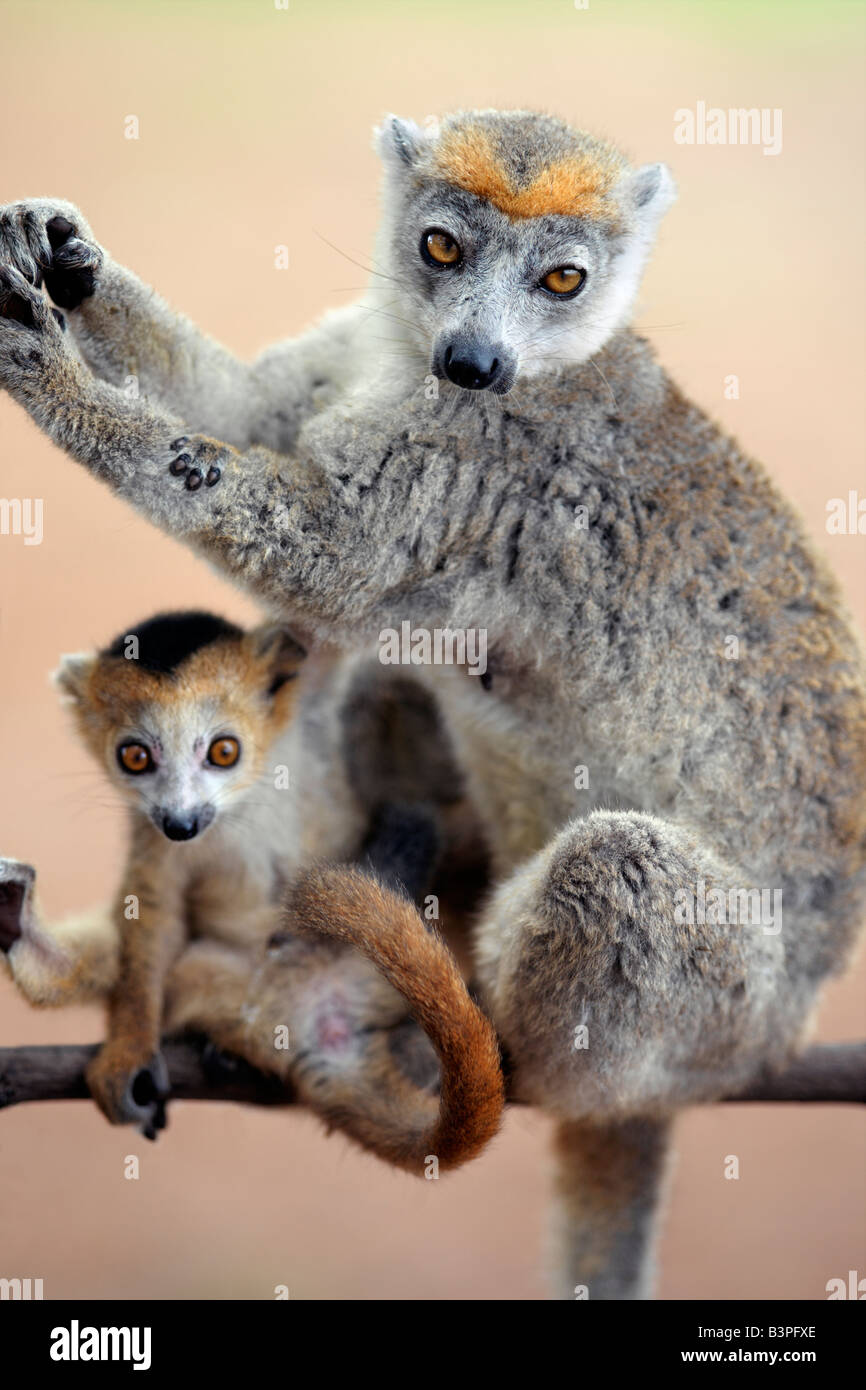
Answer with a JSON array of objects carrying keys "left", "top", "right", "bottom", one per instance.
[{"left": 1, "top": 0, "right": 864, "bottom": 1300}]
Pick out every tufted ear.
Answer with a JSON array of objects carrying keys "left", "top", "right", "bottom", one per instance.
[
  {"left": 374, "top": 114, "right": 429, "bottom": 171},
  {"left": 247, "top": 623, "right": 306, "bottom": 697},
  {"left": 617, "top": 162, "right": 677, "bottom": 232},
  {"left": 52, "top": 652, "right": 96, "bottom": 705}
]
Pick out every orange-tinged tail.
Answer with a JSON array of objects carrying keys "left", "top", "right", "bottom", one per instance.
[{"left": 285, "top": 865, "right": 505, "bottom": 1174}]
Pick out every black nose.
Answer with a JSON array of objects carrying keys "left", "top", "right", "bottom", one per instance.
[
  {"left": 443, "top": 342, "right": 502, "bottom": 391},
  {"left": 161, "top": 813, "right": 199, "bottom": 841}
]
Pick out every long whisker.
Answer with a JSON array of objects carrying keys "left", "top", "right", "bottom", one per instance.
[{"left": 313, "top": 231, "right": 401, "bottom": 286}]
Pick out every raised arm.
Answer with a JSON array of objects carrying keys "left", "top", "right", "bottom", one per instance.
[
  {"left": 0, "top": 267, "right": 530, "bottom": 645},
  {"left": 0, "top": 199, "right": 254, "bottom": 441},
  {"left": 0, "top": 199, "right": 363, "bottom": 451}
]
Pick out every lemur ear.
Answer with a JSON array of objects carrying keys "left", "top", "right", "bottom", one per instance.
[
  {"left": 618, "top": 162, "right": 677, "bottom": 228},
  {"left": 53, "top": 652, "right": 96, "bottom": 704},
  {"left": 375, "top": 115, "right": 427, "bottom": 170},
  {"left": 248, "top": 624, "right": 306, "bottom": 696}
]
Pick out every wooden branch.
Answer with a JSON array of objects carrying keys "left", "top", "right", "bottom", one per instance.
[
  {"left": 0, "top": 1038, "right": 293, "bottom": 1112},
  {"left": 1, "top": 1038, "right": 864, "bottom": 1114},
  {"left": 722, "top": 1042, "right": 866, "bottom": 1105}
]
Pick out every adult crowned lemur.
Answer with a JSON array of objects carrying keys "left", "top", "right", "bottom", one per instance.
[{"left": 0, "top": 109, "right": 864, "bottom": 1300}]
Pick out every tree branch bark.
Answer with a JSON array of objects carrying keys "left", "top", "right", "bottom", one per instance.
[{"left": 1, "top": 1038, "right": 864, "bottom": 1113}]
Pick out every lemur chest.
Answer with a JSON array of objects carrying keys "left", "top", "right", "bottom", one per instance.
[{"left": 183, "top": 797, "right": 301, "bottom": 947}]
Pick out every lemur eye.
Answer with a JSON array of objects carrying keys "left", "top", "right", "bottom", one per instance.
[
  {"left": 541, "top": 266, "right": 585, "bottom": 297},
  {"left": 421, "top": 229, "right": 461, "bottom": 268},
  {"left": 117, "top": 742, "right": 153, "bottom": 775},
  {"left": 208, "top": 736, "right": 240, "bottom": 768}
]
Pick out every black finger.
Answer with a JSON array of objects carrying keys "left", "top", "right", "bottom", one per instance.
[
  {"left": 44, "top": 262, "right": 96, "bottom": 310},
  {"left": 46, "top": 215, "right": 75, "bottom": 250}
]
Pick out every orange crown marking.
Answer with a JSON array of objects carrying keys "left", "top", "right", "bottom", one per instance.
[{"left": 432, "top": 127, "right": 621, "bottom": 223}]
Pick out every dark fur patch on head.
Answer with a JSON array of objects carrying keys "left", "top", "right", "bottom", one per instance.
[{"left": 102, "top": 611, "right": 243, "bottom": 676}]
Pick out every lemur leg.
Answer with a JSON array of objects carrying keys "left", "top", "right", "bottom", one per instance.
[
  {"left": 475, "top": 810, "right": 796, "bottom": 1297},
  {"left": 0, "top": 859, "right": 118, "bottom": 1005},
  {"left": 163, "top": 935, "right": 439, "bottom": 1129},
  {"left": 163, "top": 940, "right": 291, "bottom": 1078},
  {"left": 0, "top": 200, "right": 364, "bottom": 450},
  {"left": 476, "top": 809, "right": 794, "bottom": 1116}
]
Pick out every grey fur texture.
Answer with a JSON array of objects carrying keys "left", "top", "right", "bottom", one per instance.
[{"left": 1, "top": 109, "right": 864, "bottom": 1299}]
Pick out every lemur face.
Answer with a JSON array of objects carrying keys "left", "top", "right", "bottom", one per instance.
[
  {"left": 376, "top": 110, "right": 675, "bottom": 390},
  {"left": 54, "top": 612, "right": 305, "bottom": 842}
]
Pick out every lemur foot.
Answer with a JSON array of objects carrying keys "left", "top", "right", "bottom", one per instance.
[
  {"left": 86, "top": 1047, "right": 171, "bottom": 1141},
  {"left": 0, "top": 859, "right": 86, "bottom": 1005},
  {"left": 166, "top": 436, "right": 230, "bottom": 492},
  {"left": 0, "top": 859, "right": 34, "bottom": 953},
  {"left": 0, "top": 200, "right": 102, "bottom": 308}
]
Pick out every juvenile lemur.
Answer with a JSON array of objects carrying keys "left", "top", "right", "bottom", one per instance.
[
  {"left": 0, "top": 610, "right": 503, "bottom": 1168},
  {"left": 0, "top": 109, "right": 864, "bottom": 1299}
]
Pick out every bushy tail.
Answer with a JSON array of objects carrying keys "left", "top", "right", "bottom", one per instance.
[
  {"left": 285, "top": 864, "right": 505, "bottom": 1174},
  {"left": 550, "top": 1115, "right": 674, "bottom": 1299}
]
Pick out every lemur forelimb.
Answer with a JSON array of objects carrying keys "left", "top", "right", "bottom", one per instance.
[
  {"left": 0, "top": 259, "right": 493, "bottom": 640},
  {"left": 0, "top": 201, "right": 363, "bottom": 451}
]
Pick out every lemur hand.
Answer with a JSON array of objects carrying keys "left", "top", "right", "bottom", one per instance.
[
  {"left": 0, "top": 200, "right": 103, "bottom": 308},
  {"left": 86, "top": 1044, "right": 171, "bottom": 1141},
  {"left": 0, "top": 266, "right": 78, "bottom": 396}
]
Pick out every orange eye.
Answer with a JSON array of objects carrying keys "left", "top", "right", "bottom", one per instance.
[
  {"left": 208, "top": 736, "right": 240, "bottom": 768},
  {"left": 541, "top": 266, "right": 585, "bottom": 296},
  {"left": 422, "top": 229, "right": 461, "bottom": 267},
  {"left": 118, "top": 742, "right": 152, "bottom": 775}
]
